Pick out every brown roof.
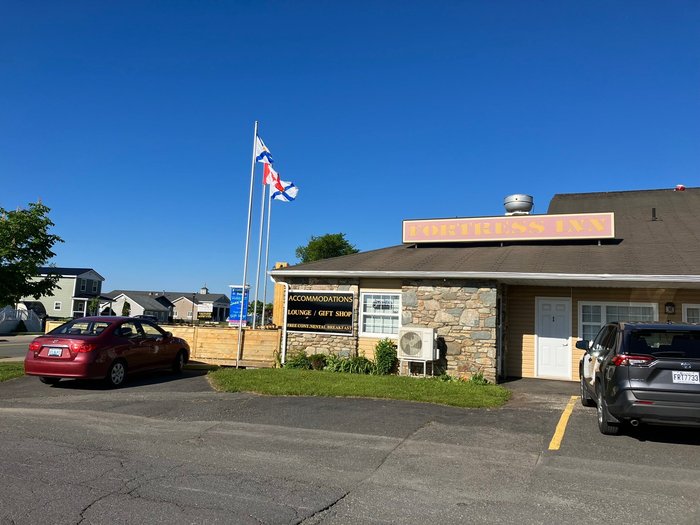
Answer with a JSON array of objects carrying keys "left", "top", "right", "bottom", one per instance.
[{"left": 272, "top": 188, "right": 700, "bottom": 287}]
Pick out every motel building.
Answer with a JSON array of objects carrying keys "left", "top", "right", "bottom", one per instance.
[{"left": 270, "top": 187, "right": 700, "bottom": 383}]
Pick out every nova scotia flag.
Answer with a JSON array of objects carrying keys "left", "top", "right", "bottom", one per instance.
[
  {"left": 254, "top": 135, "right": 274, "bottom": 164},
  {"left": 271, "top": 180, "right": 298, "bottom": 202}
]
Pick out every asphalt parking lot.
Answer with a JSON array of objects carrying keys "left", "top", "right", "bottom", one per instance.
[{"left": 0, "top": 371, "right": 698, "bottom": 524}]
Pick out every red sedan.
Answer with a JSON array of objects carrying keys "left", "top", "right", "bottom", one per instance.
[{"left": 24, "top": 316, "right": 190, "bottom": 387}]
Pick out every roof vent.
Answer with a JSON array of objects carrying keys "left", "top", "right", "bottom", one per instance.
[{"left": 504, "top": 194, "right": 534, "bottom": 215}]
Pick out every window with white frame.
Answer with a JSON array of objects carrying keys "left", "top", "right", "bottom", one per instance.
[
  {"left": 683, "top": 304, "right": 700, "bottom": 323},
  {"left": 360, "top": 292, "right": 401, "bottom": 336},
  {"left": 579, "top": 302, "right": 658, "bottom": 341},
  {"left": 53, "top": 301, "right": 62, "bottom": 311},
  {"left": 80, "top": 280, "right": 86, "bottom": 292},
  {"left": 92, "top": 281, "right": 98, "bottom": 293}
]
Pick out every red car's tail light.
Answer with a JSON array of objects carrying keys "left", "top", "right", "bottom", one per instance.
[
  {"left": 612, "top": 354, "right": 655, "bottom": 367},
  {"left": 28, "top": 341, "right": 42, "bottom": 351},
  {"left": 69, "top": 341, "right": 97, "bottom": 353}
]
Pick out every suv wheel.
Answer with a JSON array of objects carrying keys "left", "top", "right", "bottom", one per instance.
[{"left": 597, "top": 387, "right": 620, "bottom": 435}]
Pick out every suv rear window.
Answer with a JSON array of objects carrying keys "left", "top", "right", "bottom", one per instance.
[
  {"left": 627, "top": 330, "right": 700, "bottom": 359},
  {"left": 50, "top": 320, "right": 112, "bottom": 337}
]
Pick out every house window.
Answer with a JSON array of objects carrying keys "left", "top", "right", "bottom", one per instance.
[
  {"left": 92, "top": 281, "right": 98, "bottom": 293},
  {"left": 579, "top": 302, "right": 657, "bottom": 341},
  {"left": 53, "top": 301, "right": 62, "bottom": 311},
  {"left": 360, "top": 292, "right": 401, "bottom": 336},
  {"left": 80, "top": 280, "right": 86, "bottom": 292},
  {"left": 682, "top": 304, "right": 700, "bottom": 323}
]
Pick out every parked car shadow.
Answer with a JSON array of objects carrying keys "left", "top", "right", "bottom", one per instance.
[
  {"left": 624, "top": 424, "right": 700, "bottom": 445},
  {"left": 47, "top": 368, "right": 211, "bottom": 391}
]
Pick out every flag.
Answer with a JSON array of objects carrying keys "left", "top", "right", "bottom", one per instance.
[
  {"left": 254, "top": 135, "right": 273, "bottom": 164},
  {"left": 263, "top": 163, "right": 280, "bottom": 185},
  {"left": 271, "top": 180, "right": 298, "bottom": 202}
]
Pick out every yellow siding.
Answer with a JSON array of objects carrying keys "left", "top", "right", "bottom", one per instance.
[{"left": 507, "top": 286, "right": 700, "bottom": 381}]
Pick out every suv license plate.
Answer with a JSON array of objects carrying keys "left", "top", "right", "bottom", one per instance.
[
  {"left": 47, "top": 348, "right": 62, "bottom": 357},
  {"left": 672, "top": 371, "right": 699, "bottom": 384}
]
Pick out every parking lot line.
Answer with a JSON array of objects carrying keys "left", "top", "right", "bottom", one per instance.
[{"left": 548, "top": 395, "right": 579, "bottom": 451}]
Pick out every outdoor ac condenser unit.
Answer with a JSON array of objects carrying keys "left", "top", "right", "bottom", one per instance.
[{"left": 397, "top": 327, "right": 437, "bottom": 361}]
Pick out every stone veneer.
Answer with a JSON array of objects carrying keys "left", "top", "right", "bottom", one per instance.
[
  {"left": 281, "top": 277, "right": 498, "bottom": 382},
  {"left": 401, "top": 280, "right": 498, "bottom": 382},
  {"left": 285, "top": 278, "right": 360, "bottom": 358}
]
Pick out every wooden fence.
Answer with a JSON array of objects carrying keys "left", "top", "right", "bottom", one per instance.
[{"left": 45, "top": 320, "right": 280, "bottom": 368}]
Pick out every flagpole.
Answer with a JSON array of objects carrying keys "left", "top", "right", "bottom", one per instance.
[
  {"left": 261, "top": 186, "right": 273, "bottom": 326},
  {"left": 251, "top": 174, "right": 268, "bottom": 329},
  {"left": 237, "top": 120, "right": 258, "bottom": 367}
]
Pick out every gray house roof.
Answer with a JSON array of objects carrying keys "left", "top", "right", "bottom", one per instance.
[
  {"left": 270, "top": 188, "right": 700, "bottom": 288},
  {"left": 38, "top": 267, "right": 105, "bottom": 280},
  {"left": 107, "top": 292, "right": 170, "bottom": 313},
  {"left": 104, "top": 290, "right": 228, "bottom": 306}
]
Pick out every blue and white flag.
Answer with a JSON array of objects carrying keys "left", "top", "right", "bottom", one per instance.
[
  {"left": 271, "top": 180, "right": 298, "bottom": 202},
  {"left": 254, "top": 135, "right": 274, "bottom": 164}
]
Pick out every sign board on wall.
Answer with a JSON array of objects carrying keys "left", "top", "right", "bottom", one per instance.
[
  {"left": 402, "top": 212, "right": 615, "bottom": 244},
  {"left": 286, "top": 291, "right": 354, "bottom": 336}
]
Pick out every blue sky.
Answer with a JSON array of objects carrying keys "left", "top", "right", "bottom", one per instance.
[{"left": 2, "top": 1, "right": 698, "bottom": 299}]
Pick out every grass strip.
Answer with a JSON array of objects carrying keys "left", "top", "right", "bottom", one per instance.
[
  {"left": 209, "top": 368, "right": 511, "bottom": 408},
  {"left": 0, "top": 362, "right": 25, "bottom": 382}
]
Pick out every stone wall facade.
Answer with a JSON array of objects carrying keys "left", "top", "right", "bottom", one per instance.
[
  {"left": 279, "top": 277, "right": 499, "bottom": 382},
  {"left": 401, "top": 280, "right": 499, "bottom": 383}
]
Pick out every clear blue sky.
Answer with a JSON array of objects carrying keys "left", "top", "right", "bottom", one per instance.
[{"left": 2, "top": 1, "right": 698, "bottom": 299}]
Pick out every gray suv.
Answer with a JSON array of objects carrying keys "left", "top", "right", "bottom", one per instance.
[{"left": 578, "top": 322, "right": 700, "bottom": 435}]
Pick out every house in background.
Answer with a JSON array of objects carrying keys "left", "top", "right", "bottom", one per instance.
[
  {"left": 102, "top": 287, "right": 229, "bottom": 323},
  {"left": 167, "top": 287, "right": 230, "bottom": 322},
  {"left": 101, "top": 291, "right": 173, "bottom": 323},
  {"left": 20, "top": 267, "right": 106, "bottom": 319}
]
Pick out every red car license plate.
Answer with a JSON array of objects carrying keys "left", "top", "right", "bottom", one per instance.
[{"left": 47, "top": 348, "right": 62, "bottom": 357}]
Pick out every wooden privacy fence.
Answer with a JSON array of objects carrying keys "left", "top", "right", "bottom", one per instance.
[
  {"left": 168, "top": 326, "right": 280, "bottom": 367},
  {"left": 45, "top": 321, "right": 280, "bottom": 368}
]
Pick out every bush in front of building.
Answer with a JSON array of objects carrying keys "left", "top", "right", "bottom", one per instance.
[
  {"left": 374, "top": 338, "right": 398, "bottom": 375},
  {"left": 324, "top": 354, "right": 375, "bottom": 374},
  {"left": 308, "top": 353, "right": 327, "bottom": 370},
  {"left": 284, "top": 351, "right": 312, "bottom": 369}
]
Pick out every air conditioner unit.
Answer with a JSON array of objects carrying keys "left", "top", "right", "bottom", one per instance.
[{"left": 398, "top": 327, "right": 437, "bottom": 361}]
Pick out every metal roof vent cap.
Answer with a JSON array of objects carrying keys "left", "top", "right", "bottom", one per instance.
[{"left": 504, "top": 194, "right": 534, "bottom": 215}]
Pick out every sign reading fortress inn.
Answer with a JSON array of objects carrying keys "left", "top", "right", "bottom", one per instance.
[
  {"left": 287, "top": 291, "right": 355, "bottom": 336},
  {"left": 403, "top": 212, "right": 615, "bottom": 244}
]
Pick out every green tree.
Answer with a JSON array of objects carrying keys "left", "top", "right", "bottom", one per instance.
[
  {"left": 295, "top": 233, "right": 359, "bottom": 263},
  {"left": 0, "top": 202, "right": 63, "bottom": 307},
  {"left": 88, "top": 297, "right": 101, "bottom": 316},
  {"left": 121, "top": 301, "right": 131, "bottom": 316}
]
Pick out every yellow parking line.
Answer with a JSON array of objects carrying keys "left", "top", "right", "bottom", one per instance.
[{"left": 548, "top": 396, "right": 579, "bottom": 451}]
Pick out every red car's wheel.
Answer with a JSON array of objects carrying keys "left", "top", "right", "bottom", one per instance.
[{"left": 106, "top": 360, "right": 127, "bottom": 388}]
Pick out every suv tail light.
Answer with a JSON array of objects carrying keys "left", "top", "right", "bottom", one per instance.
[
  {"left": 612, "top": 354, "right": 655, "bottom": 367},
  {"left": 69, "top": 341, "right": 97, "bottom": 353}
]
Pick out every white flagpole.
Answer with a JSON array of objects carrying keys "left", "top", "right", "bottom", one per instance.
[
  {"left": 252, "top": 174, "right": 268, "bottom": 328},
  {"left": 261, "top": 187, "right": 274, "bottom": 326},
  {"left": 237, "top": 120, "right": 258, "bottom": 367}
]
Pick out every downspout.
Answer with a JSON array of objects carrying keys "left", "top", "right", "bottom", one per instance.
[{"left": 269, "top": 275, "right": 289, "bottom": 366}]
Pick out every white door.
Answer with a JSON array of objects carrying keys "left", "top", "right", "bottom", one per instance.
[{"left": 536, "top": 298, "right": 571, "bottom": 379}]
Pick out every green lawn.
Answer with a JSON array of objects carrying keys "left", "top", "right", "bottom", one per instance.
[
  {"left": 208, "top": 368, "right": 511, "bottom": 408},
  {"left": 0, "top": 362, "right": 25, "bottom": 382}
]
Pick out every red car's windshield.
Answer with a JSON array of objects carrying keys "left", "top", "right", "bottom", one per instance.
[{"left": 49, "top": 320, "right": 113, "bottom": 337}]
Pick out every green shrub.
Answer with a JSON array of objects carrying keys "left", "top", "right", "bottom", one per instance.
[
  {"left": 308, "top": 353, "right": 327, "bottom": 370},
  {"left": 469, "top": 372, "right": 489, "bottom": 385},
  {"left": 284, "top": 350, "right": 311, "bottom": 369},
  {"left": 374, "top": 338, "right": 398, "bottom": 375},
  {"left": 324, "top": 354, "right": 375, "bottom": 374}
]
